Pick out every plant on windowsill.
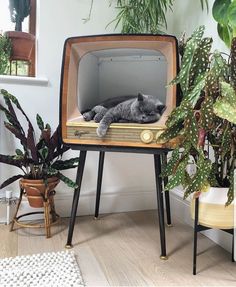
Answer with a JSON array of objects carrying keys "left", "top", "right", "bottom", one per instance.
[
  {"left": 0, "top": 89, "right": 79, "bottom": 208},
  {"left": 0, "top": 34, "right": 12, "bottom": 75},
  {"left": 158, "top": 25, "right": 235, "bottom": 229},
  {"left": 5, "top": 0, "right": 35, "bottom": 66}
]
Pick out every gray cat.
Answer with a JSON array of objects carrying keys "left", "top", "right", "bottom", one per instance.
[{"left": 82, "top": 93, "right": 165, "bottom": 137}]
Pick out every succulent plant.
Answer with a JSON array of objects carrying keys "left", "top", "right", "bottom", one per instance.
[{"left": 159, "top": 26, "right": 236, "bottom": 205}]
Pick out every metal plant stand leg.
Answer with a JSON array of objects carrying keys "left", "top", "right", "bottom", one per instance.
[
  {"left": 65, "top": 150, "right": 87, "bottom": 248},
  {"left": 161, "top": 153, "right": 172, "bottom": 226},
  {"left": 193, "top": 197, "right": 199, "bottom": 275},
  {"left": 94, "top": 151, "right": 105, "bottom": 219},
  {"left": 10, "top": 186, "right": 24, "bottom": 232},
  {"left": 154, "top": 153, "right": 167, "bottom": 259}
]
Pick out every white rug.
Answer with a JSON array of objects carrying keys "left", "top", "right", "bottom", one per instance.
[{"left": 0, "top": 251, "right": 85, "bottom": 287}]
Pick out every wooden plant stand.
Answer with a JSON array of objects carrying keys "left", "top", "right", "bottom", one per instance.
[{"left": 10, "top": 185, "right": 60, "bottom": 238}]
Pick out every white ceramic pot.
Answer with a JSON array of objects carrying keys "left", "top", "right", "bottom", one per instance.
[{"left": 191, "top": 187, "right": 234, "bottom": 229}]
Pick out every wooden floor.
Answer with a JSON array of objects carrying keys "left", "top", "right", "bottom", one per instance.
[{"left": 0, "top": 210, "right": 235, "bottom": 286}]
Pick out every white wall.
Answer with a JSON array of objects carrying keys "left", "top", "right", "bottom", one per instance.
[{"left": 166, "top": 0, "right": 227, "bottom": 52}]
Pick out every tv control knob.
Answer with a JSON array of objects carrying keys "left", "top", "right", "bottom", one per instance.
[{"left": 140, "top": 130, "right": 154, "bottom": 143}]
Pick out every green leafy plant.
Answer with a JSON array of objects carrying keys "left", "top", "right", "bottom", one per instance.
[
  {"left": 159, "top": 26, "right": 236, "bottom": 205},
  {"left": 212, "top": 0, "right": 236, "bottom": 47},
  {"left": 0, "top": 89, "right": 79, "bottom": 189},
  {"left": 108, "top": 0, "right": 209, "bottom": 34},
  {"left": 9, "top": 0, "right": 31, "bottom": 31},
  {"left": 0, "top": 34, "right": 11, "bottom": 75}
]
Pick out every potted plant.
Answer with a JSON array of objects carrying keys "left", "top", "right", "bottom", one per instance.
[
  {"left": 158, "top": 25, "right": 235, "bottom": 229},
  {"left": 0, "top": 89, "right": 79, "bottom": 208},
  {"left": 5, "top": 0, "right": 35, "bottom": 63},
  {"left": 0, "top": 33, "right": 11, "bottom": 75}
]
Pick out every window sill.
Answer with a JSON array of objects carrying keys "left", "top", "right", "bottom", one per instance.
[{"left": 0, "top": 75, "right": 49, "bottom": 86}]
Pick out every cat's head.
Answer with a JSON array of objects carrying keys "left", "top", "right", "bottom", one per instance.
[{"left": 131, "top": 93, "right": 166, "bottom": 123}]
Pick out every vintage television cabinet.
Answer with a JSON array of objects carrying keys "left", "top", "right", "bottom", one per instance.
[{"left": 60, "top": 34, "right": 179, "bottom": 259}]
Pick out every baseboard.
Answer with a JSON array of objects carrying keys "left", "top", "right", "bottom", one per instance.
[
  {"left": 1, "top": 187, "right": 233, "bottom": 254},
  {"left": 16, "top": 188, "right": 157, "bottom": 218}
]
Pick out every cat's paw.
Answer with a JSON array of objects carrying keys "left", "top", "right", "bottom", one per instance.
[
  {"left": 83, "top": 112, "right": 93, "bottom": 121},
  {"left": 96, "top": 126, "right": 107, "bottom": 137},
  {"left": 94, "top": 113, "right": 104, "bottom": 123}
]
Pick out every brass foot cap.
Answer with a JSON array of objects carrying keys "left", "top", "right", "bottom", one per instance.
[
  {"left": 160, "top": 255, "right": 169, "bottom": 260},
  {"left": 65, "top": 244, "right": 73, "bottom": 249},
  {"left": 167, "top": 224, "right": 173, "bottom": 227}
]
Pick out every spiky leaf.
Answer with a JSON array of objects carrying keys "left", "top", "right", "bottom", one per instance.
[
  {"left": 51, "top": 157, "right": 80, "bottom": 171},
  {"left": 38, "top": 146, "right": 49, "bottom": 161},
  {"left": 161, "top": 148, "right": 180, "bottom": 177},
  {"left": 57, "top": 172, "right": 78, "bottom": 189},
  {"left": 166, "top": 101, "right": 191, "bottom": 128},
  {"left": 185, "top": 111, "right": 198, "bottom": 148},
  {"left": 36, "top": 114, "right": 44, "bottom": 131},
  {"left": 213, "top": 82, "right": 236, "bottom": 124},
  {"left": 4, "top": 122, "right": 27, "bottom": 148},
  {"left": 165, "top": 156, "right": 189, "bottom": 190},
  {"left": 184, "top": 157, "right": 212, "bottom": 199},
  {"left": 0, "top": 174, "right": 23, "bottom": 189},
  {"left": 230, "top": 37, "right": 236, "bottom": 90},
  {"left": 158, "top": 121, "right": 183, "bottom": 141},
  {"left": 225, "top": 169, "right": 234, "bottom": 206},
  {"left": 170, "top": 26, "right": 205, "bottom": 94},
  {"left": 182, "top": 73, "right": 206, "bottom": 106},
  {"left": 188, "top": 37, "right": 212, "bottom": 88},
  {"left": 200, "top": 97, "right": 215, "bottom": 129},
  {"left": 0, "top": 154, "right": 23, "bottom": 168},
  {"left": 27, "top": 124, "right": 38, "bottom": 162}
]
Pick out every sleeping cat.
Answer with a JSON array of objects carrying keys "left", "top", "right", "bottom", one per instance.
[{"left": 82, "top": 93, "right": 165, "bottom": 137}]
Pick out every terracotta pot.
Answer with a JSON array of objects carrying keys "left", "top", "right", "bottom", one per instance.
[
  {"left": 5, "top": 31, "right": 35, "bottom": 61},
  {"left": 20, "top": 177, "right": 59, "bottom": 208},
  {"left": 191, "top": 187, "right": 234, "bottom": 229}
]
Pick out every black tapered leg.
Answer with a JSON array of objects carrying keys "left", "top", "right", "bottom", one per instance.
[
  {"left": 232, "top": 232, "right": 235, "bottom": 262},
  {"left": 65, "top": 150, "right": 87, "bottom": 248},
  {"left": 193, "top": 197, "right": 199, "bottom": 275},
  {"left": 161, "top": 153, "right": 172, "bottom": 226},
  {"left": 154, "top": 153, "right": 167, "bottom": 259},
  {"left": 94, "top": 151, "right": 105, "bottom": 219}
]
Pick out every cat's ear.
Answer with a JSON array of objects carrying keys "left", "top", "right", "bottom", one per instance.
[
  {"left": 156, "top": 104, "right": 166, "bottom": 114},
  {"left": 138, "top": 93, "right": 144, "bottom": 102}
]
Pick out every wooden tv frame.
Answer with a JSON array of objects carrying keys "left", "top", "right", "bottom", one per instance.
[{"left": 60, "top": 34, "right": 179, "bottom": 149}]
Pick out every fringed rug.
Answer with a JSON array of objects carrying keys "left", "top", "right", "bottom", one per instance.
[{"left": 0, "top": 251, "right": 85, "bottom": 287}]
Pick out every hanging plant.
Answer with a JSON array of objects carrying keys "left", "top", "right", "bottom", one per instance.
[
  {"left": 108, "top": 0, "right": 208, "bottom": 34},
  {"left": 84, "top": 1, "right": 209, "bottom": 33}
]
